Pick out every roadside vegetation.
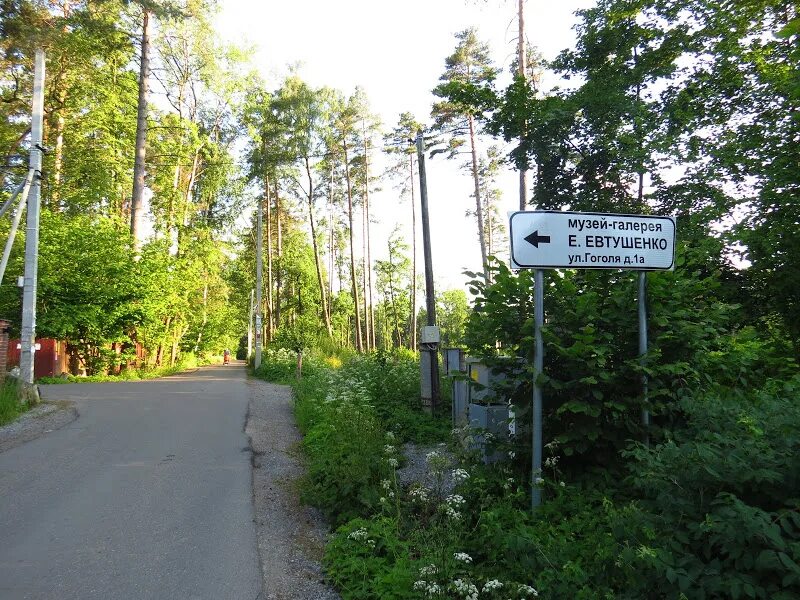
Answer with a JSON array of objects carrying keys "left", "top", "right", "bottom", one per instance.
[
  {"left": 37, "top": 352, "right": 214, "bottom": 384},
  {"left": 0, "top": 379, "right": 27, "bottom": 426},
  {"left": 256, "top": 255, "right": 800, "bottom": 598}
]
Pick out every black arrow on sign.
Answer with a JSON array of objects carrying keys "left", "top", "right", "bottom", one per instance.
[{"left": 524, "top": 230, "right": 551, "bottom": 248}]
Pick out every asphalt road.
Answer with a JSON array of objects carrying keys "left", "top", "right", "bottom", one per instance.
[{"left": 0, "top": 364, "right": 262, "bottom": 600}]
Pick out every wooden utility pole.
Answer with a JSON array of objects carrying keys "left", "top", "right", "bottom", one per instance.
[
  {"left": 409, "top": 153, "right": 417, "bottom": 350},
  {"left": 415, "top": 131, "right": 440, "bottom": 410}
]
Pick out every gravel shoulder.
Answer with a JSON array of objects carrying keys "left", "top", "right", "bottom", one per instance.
[
  {"left": 0, "top": 397, "right": 78, "bottom": 454},
  {"left": 246, "top": 377, "right": 340, "bottom": 600}
]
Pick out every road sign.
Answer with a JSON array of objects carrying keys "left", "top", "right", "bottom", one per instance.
[{"left": 509, "top": 210, "right": 676, "bottom": 270}]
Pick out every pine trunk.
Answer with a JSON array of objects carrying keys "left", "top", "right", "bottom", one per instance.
[
  {"left": 305, "top": 158, "right": 333, "bottom": 336},
  {"left": 469, "top": 115, "right": 489, "bottom": 281},
  {"left": 361, "top": 198, "right": 369, "bottom": 350},
  {"left": 344, "top": 140, "right": 364, "bottom": 352},
  {"left": 364, "top": 136, "right": 375, "bottom": 351}
]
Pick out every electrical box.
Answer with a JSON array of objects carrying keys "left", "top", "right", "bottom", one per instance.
[{"left": 421, "top": 326, "right": 440, "bottom": 344}]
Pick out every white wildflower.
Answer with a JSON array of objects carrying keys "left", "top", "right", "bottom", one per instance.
[
  {"left": 445, "top": 505, "right": 462, "bottom": 520},
  {"left": 454, "top": 552, "right": 473, "bottom": 563},
  {"left": 446, "top": 494, "right": 466, "bottom": 507},
  {"left": 452, "top": 579, "right": 479, "bottom": 600},
  {"left": 425, "top": 450, "right": 440, "bottom": 461},
  {"left": 413, "top": 582, "right": 441, "bottom": 596},
  {"left": 409, "top": 486, "right": 429, "bottom": 503},
  {"left": 347, "top": 528, "right": 369, "bottom": 541},
  {"left": 518, "top": 584, "right": 539, "bottom": 597},
  {"left": 544, "top": 456, "right": 559, "bottom": 468},
  {"left": 385, "top": 431, "right": 395, "bottom": 441},
  {"left": 483, "top": 579, "right": 503, "bottom": 592},
  {"left": 419, "top": 564, "right": 438, "bottom": 576},
  {"left": 384, "top": 444, "right": 395, "bottom": 454},
  {"left": 534, "top": 476, "right": 544, "bottom": 485},
  {"left": 381, "top": 479, "right": 391, "bottom": 490},
  {"left": 559, "top": 481, "right": 566, "bottom": 488},
  {"left": 388, "top": 458, "right": 398, "bottom": 468},
  {"left": 508, "top": 450, "right": 516, "bottom": 459},
  {"left": 452, "top": 468, "right": 470, "bottom": 483}
]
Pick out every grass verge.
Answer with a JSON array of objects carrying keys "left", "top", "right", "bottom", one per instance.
[{"left": 0, "top": 379, "right": 28, "bottom": 426}]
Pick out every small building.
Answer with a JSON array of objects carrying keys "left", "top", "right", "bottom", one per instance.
[{"left": 7, "top": 339, "right": 68, "bottom": 379}]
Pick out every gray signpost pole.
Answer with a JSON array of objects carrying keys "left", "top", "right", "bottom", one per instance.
[
  {"left": 531, "top": 268, "right": 544, "bottom": 509},
  {"left": 638, "top": 271, "right": 649, "bottom": 444}
]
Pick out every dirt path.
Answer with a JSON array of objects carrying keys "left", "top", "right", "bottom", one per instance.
[{"left": 246, "top": 378, "right": 340, "bottom": 600}]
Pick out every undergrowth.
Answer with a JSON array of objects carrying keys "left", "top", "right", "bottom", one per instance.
[
  {"left": 38, "top": 352, "right": 207, "bottom": 384},
  {"left": 0, "top": 379, "right": 26, "bottom": 425}
]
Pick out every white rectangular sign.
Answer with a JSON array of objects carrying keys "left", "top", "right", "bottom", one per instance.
[{"left": 509, "top": 211, "right": 676, "bottom": 270}]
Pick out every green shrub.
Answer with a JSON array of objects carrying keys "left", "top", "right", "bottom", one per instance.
[
  {"left": 301, "top": 398, "right": 387, "bottom": 525},
  {"left": 325, "top": 517, "right": 417, "bottom": 600},
  {"left": 620, "top": 378, "right": 800, "bottom": 599}
]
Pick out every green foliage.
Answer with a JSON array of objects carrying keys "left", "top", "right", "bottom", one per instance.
[
  {"left": 325, "top": 518, "right": 417, "bottom": 600},
  {"left": 437, "top": 289, "right": 469, "bottom": 348},
  {"left": 0, "top": 379, "right": 27, "bottom": 426},
  {"left": 618, "top": 379, "right": 800, "bottom": 599},
  {"left": 37, "top": 352, "right": 201, "bottom": 384},
  {"left": 255, "top": 347, "right": 448, "bottom": 526},
  {"left": 463, "top": 257, "right": 769, "bottom": 469}
]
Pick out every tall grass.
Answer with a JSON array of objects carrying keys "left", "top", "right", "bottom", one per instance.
[{"left": 0, "top": 379, "right": 26, "bottom": 426}]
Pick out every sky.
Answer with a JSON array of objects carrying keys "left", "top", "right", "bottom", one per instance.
[{"left": 216, "top": 0, "right": 597, "bottom": 291}]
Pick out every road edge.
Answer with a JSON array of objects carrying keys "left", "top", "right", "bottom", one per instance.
[
  {"left": 245, "top": 375, "right": 340, "bottom": 600},
  {"left": 0, "top": 400, "right": 78, "bottom": 454}
]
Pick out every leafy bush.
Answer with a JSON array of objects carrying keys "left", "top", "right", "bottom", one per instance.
[
  {"left": 301, "top": 393, "right": 387, "bottom": 525},
  {"left": 619, "top": 378, "right": 800, "bottom": 599},
  {"left": 325, "top": 517, "right": 417, "bottom": 600},
  {"left": 38, "top": 352, "right": 202, "bottom": 384},
  {"left": 464, "top": 257, "right": 796, "bottom": 476}
]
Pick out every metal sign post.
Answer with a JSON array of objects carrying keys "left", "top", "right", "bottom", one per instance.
[
  {"left": 638, "top": 272, "right": 649, "bottom": 445},
  {"left": 531, "top": 269, "right": 544, "bottom": 509},
  {"left": 509, "top": 210, "right": 675, "bottom": 511}
]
